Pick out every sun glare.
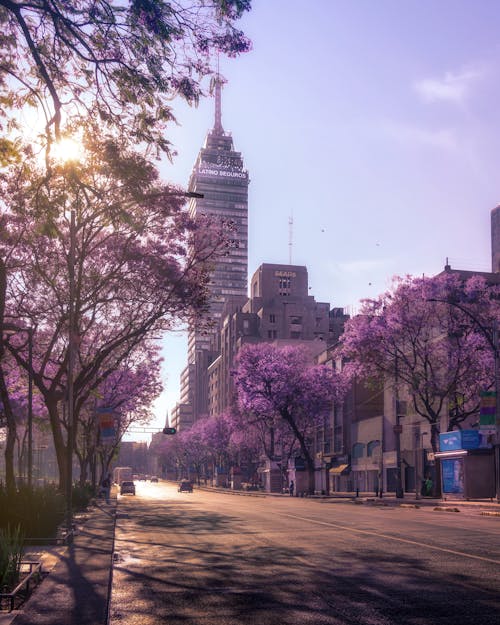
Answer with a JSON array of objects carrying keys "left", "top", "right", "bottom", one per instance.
[{"left": 51, "top": 137, "right": 84, "bottom": 163}]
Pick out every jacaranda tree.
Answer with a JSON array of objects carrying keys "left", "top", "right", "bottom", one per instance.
[
  {"left": 0, "top": 129, "right": 229, "bottom": 491},
  {"left": 77, "top": 341, "right": 163, "bottom": 487},
  {"left": 338, "top": 272, "right": 499, "bottom": 453},
  {"left": 233, "top": 343, "right": 349, "bottom": 494}
]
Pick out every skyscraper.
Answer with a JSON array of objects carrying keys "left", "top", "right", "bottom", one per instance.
[{"left": 172, "top": 79, "right": 249, "bottom": 428}]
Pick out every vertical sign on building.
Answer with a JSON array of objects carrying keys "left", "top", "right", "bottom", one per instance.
[
  {"left": 479, "top": 390, "right": 497, "bottom": 447},
  {"left": 480, "top": 391, "right": 497, "bottom": 426}
]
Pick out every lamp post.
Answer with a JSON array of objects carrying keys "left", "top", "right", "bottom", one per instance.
[
  {"left": 2, "top": 324, "right": 33, "bottom": 488},
  {"left": 428, "top": 297, "right": 500, "bottom": 503},
  {"left": 66, "top": 204, "right": 76, "bottom": 540}
]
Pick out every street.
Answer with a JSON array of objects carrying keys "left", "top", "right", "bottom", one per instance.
[{"left": 109, "top": 481, "right": 500, "bottom": 625}]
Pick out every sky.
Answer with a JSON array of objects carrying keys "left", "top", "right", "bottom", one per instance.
[{"left": 125, "top": 0, "right": 500, "bottom": 440}]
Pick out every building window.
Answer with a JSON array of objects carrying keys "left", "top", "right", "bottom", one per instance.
[
  {"left": 367, "top": 440, "right": 380, "bottom": 457},
  {"left": 290, "top": 316, "right": 302, "bottom": 324},
  {"left": 269, "top": 314, "right": 276, "bottom": 323},
  {"left": 267, "top": 330, "right": 277, "bottom": 339},
  {"left": 352, "top": 443, "right": 365, "bottom": 459},
  {"left": 278, "top": 276, "right": 292, "bottom": 296}
]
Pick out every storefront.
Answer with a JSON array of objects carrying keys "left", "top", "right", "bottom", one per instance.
[{"left": 436, "top": 430, "right": 495, "bottom": 499}]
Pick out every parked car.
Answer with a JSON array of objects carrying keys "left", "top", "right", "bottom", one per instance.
[
  {"left": 150, "top": 476, "right": 159, "bottom": 483},
  {"left": 120, "top": 480, "right": 136, "bottom": 495},
  {"left": 178, "top": 480, "right": 193, "bottom": 493}
]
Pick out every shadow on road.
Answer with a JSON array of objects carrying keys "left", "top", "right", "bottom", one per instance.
[{"left": 111, "top": 499, "right": 499, "bottom": 625}]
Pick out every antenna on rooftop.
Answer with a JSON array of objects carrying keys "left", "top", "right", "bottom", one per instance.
[{"left": 288, "top": 214, "right": 293, "bottom": 265}]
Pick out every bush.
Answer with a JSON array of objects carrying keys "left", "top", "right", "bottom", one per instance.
[
  {"left": 71, "top": 483, "right": 95, "bottom": 511},
  {"left": 0, "top": 524, "right": 24, "bottom": 591},
  {"left": 0, "top": 485, "right": 65, "bottom": 540},
  {"left": 0, "top": 483, "right": 95, "bottom": 540}
]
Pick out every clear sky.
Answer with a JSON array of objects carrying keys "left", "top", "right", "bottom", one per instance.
[{"left": 125, "top": 0, "right": 500, "bottom": 440}]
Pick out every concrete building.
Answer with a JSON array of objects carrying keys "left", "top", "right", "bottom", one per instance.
[
  {"left": 173, "top": 78, "right": 249, "bottom": 428},
  {"left": 243, "top": 263, "right": 332, "bottom": 342},
  {"left": 491, "top": 204, "right": 500, "bottom": 272}
]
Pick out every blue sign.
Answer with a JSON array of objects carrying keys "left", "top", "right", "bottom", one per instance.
[
  {"left": 461, "top": 429, "right": 480, "bottom": 450},
  {"left": 439, "top": 431, "right": 461, "bottom": 451},
  {"left": 439, "top": 430, "right": 480, "bottom": 451}
]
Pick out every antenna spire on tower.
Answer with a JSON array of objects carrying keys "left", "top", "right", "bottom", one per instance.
[{"left": 214, "top": 59, "right": 224, "bottom": 134}]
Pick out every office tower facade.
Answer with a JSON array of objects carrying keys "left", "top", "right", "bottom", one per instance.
[{"left": 176, "top": 79, "right": 249, "bottom": 425}]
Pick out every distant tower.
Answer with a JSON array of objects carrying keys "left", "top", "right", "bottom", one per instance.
[
  {"left": 491, "top": 205, "right": 500, "bottom": 272},
  {"left": 179, "top": 77, "right": 249, "bottom": 423}
]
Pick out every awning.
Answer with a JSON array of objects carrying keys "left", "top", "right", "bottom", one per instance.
[{"left": 329, "top": 464, "right": 350, "bottom": 475}]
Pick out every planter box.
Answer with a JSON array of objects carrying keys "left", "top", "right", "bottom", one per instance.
[{"left": 0, "top": 561, "right": 42, "bottom": 612}]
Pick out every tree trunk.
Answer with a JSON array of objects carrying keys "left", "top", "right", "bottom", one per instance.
[
  {"left": 45, "top": 398, "right": 69, "bottom": 492},
  {"left": 430, "top": 422, "right": 442, "bottom": 497},
  {"left": 78, "top": 452, "right": 88, "bottom": 486},
  {"left": 0, "top": 364, "right": 16, "bottom": 494}
]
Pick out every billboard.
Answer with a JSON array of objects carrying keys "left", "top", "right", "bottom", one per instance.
[{"left": 441, "top": 458, "right": 464, "bottom": 494}]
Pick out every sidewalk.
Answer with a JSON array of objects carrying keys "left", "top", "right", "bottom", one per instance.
[
  {"left": 6, "top": 497, "right": 116, "bottom": 625},
  {"left": 324, "top": 490, "right": 500, "bottom": 514},
  {"left": 197, "top": 483, "right": 500, "bottom": 514}
]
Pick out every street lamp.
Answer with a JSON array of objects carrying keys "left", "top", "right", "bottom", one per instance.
[
  {"left": 428, "top": 297, "right": 500, "bottom": 503},
  {"left": 2, "top": 323, "right": 33, "bottom": 488},
  {"left": 66, "top": 202, "right": 76, "bottom": 540}
]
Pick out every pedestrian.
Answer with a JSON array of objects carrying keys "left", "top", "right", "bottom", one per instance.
[
  {"left": 424, "top": 476, "right": 433, "bottom": 497},
  {"left": 289, "top": 480, "right": 294, "bottom": 497},
  {"left": 101, "top": 474, "right": 111, "bottom": 504}
]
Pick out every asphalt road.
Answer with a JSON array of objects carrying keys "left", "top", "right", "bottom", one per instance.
[{"left": 109, "top": 481, "right": 500, "bottom": 625}]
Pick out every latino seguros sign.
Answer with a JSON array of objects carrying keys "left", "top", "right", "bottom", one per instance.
[{"left": 198, "top": 165, "right": 247, "bottom": 179}]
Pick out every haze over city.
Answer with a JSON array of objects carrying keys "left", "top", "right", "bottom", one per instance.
[{"left": 136, "top": 1, "right": 500, "bottom": 438}]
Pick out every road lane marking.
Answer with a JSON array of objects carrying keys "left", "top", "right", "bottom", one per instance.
[{"left": 275, "top": 512, "right": 500, "bottom": 565}]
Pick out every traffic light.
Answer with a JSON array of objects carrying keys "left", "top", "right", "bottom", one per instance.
[{"left": 162, "top": 427, "right": 177, "bottom": 435}]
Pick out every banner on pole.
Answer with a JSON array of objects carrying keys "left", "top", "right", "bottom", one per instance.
[{"left": 97, "top": 407, "right": 117, "bottom": 443}]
